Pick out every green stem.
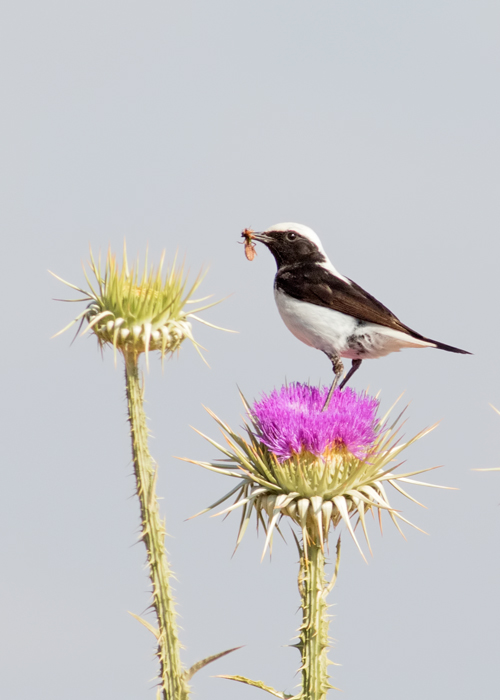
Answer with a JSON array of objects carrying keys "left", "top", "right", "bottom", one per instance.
[
  {"left": 124, "top": 350, "right": 188, "bottom": 700},
  {"left": 298, "top": 539, "right": 341, "bottom": 699}
]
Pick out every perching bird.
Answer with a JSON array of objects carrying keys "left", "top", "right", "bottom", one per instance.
[{"left": 246, "top": 223, "right": 470, "bottom": 410}]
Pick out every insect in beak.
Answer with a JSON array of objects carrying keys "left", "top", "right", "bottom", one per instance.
[{"left": 241, "top": 227, "right": 257, "bottom": 261}]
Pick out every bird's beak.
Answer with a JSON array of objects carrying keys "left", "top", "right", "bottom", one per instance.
[{"left": 247, "top": 232, "right": 272, "bottom": 245}]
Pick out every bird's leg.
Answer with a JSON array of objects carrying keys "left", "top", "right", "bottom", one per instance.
[
  {"left": 339, "top": 359, "right": 362, "bottom": 391},
  {"left": 322, "top": 353, "right": 344, "bottom": 412}
]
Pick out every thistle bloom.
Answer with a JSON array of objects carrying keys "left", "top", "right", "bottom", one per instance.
[
  {"left": 188, "top": 383, "right": 441, "bottom": 559},
  {"left": 186, "top": 385, "right": 446, "bottom": 699},
  {"left": 252, "top": 384, "right": 379, "bottom": 461}
]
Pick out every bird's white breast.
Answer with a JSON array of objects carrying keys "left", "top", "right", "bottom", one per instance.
[{"left": 274, "top": 288, "right": 358, "bottom": 355}]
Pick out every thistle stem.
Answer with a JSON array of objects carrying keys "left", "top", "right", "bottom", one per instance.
[
  {"left": 298, "top": 540, "right": 340, "bottom": 699},
  {"left": 124, "top": 350, "right": 188, "bottom": 700}
]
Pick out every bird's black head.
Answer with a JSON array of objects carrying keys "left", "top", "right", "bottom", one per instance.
[{"left": 249, "top": 223, "right": 328, "bottom": 269}]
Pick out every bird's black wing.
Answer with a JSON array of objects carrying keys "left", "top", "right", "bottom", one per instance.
[
  {"left": 275, "top": 264, "right": 426, "bottom": 338},
  {"left": 275, "top": 263, "right": 470, "bottom": 354}
]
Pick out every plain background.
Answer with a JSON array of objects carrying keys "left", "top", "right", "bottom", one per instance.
[{"left": 1, "top": 2, "right": 499, "bottom": 698}]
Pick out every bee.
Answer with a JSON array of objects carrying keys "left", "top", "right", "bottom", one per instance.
[{"left": 241, "top": 227, "right": 257, "bottom": 261}]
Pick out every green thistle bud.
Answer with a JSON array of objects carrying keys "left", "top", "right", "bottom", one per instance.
[
  {"left": 52, "top": 244, "right": 237, "bottom": 699},
  {"left": 51, "top": 244, "right": 229, "bottom": 365}
]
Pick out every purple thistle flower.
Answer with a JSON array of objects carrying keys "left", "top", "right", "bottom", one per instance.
[{"left": 252, "top": 383, "right": 379, "bottom": 461}]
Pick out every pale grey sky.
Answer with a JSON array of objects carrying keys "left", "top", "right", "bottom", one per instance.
[{"left": 1, "top": 2, "right": 499, "bottom": 699}]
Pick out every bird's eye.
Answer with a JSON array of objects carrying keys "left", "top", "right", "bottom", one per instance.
[{"left": 286, "top": 231, "right": 297, "bottom": 241}]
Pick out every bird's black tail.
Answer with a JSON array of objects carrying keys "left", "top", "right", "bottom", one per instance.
[
  {"left": 404, "top": 324, "right": 472, "bottom": 354},
  {"left": 430, "top": 339, "right": 471, "bottom": 355}
]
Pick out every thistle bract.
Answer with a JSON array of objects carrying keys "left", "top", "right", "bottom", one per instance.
[
  {"left": 51, "top": 245, "right": 227, "bottom": 365},
  {"left": 188, "top": 383, "right": 443, "bottom": 559}
]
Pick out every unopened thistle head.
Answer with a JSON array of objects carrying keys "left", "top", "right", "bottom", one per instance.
[
  {"left": 51, "top": 244, "right": 229, "bottom": 365},
  {"left": 186, "top": 383, "right": 445, "bottom": 560}
]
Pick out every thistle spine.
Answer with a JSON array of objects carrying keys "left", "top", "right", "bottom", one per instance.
[{"left": 125, "top": 350, "right": 188, "bottom": 700}]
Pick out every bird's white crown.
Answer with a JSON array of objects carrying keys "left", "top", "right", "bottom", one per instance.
[
  {"left": 264, "top": 223, "right": 326, "bottom": 255},
  {"left": 264, "top": 222, "right": 349, "bottom": 284}
]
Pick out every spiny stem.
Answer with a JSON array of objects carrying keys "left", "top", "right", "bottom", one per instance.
[
  {"left": 124, "top": 350, "right": 188, "bottom": 700},
  {"left": 298, "top": 540, "right": 340, "bottom": 699}
]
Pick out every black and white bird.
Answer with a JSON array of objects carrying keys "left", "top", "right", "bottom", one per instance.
[{"left": 246, "top": 223, "right": 470, "bottom": 410}]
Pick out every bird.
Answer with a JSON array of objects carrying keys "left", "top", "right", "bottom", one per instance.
[{"left": 245, "top": 223, "right": 470, "bottom": 410}]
